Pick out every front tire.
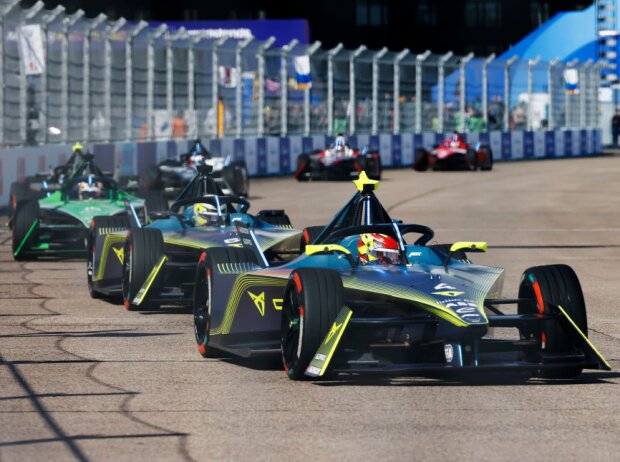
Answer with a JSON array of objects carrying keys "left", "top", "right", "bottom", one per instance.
[
  {"left": 413, "top": 148, "right": 429, "bottom": 171},
  {"left": 479, "top": 145, "right": 493, "bottom": 171},
  {"left": 281, "top": 268, "right": 343, "bottom": 380},
  {"left": 122, "top": 228, "right": 164, "bottom": 310},
  {"left": 518, "top": 264, "right": 587, "bottom": 379},
  {"left": 12, "top": 200, "right": 39, "bottom": 261}
]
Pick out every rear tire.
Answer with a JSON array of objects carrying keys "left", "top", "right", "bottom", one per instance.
[
  {"left": 518, "top": 264, "right": 587, "bottom": 379},
  {"left": 8, "top": 182, "right": 33, "bottom": 220},
  {"left": 479, "top": 145, "right": 493, "bottom": 171},
  {"left": 466, "top": 149, "right": 479, "bottom": 171},
  {"left": 122, "top": 228, "right": 164, "bottom": 311},
  {"left": 413, "top": 148, "right": 429, "bottom": 171},
  {"left": 144, "top": 191, "right": 168, "bottom": 222},
  {"left": 295, "top": 154, "right": 310, "bottom": 181},
  {"left": 88, "top": 215, "right": 129, "bottom": 299},
  {"left": 12, "top": 200, "right": 39, "bottom": 261},
  {"left": 281, "top": 268, "right": 343, "bottom": 380},
  {"left": 193, "top": 247, "right": 258, "bottom": 358}
]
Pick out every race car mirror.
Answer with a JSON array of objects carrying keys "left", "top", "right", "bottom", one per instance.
[
  {"left": 304, "top": 244, "right": 356, "bottom": 267},
  {"left": 444, "top": 241, "right": 487, "bottom": 269}
]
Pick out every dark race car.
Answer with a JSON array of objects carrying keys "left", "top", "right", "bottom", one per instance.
[
  {"left": 144, "top": 139, "right": 249, "bottom": 199},
  {"left": 295, "top": 134, "right": 381, "bottom": 181},
  {"left": 89, "top": 165, "right": 299, "bottom": 309},
  {"left": 413, "top": 132, "right": 493, "bottom": 171},
  {"left": 191, "top": 171, "right": 610, "bottom": 381},
  {"left": 11, "top": 154, "right": 148, "bottom": 260}
]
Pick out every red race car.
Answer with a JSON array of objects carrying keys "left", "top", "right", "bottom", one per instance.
[{"left": 413, "top": 133, "right": 493, "bottom": 171}]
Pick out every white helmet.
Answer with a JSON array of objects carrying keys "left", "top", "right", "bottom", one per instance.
[{"left": 78, "top": 178, "right": 102, "bottom": 199}]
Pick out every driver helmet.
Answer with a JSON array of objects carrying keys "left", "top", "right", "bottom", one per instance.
[
  {"left": 193, "top": 202, "right": 219, "bottom": 226},
  {"left": 357, "top": 233, "right": 400, "bottom": 265},
  {"left": 334, "top": 134, "right": 347, "bottom": 154},
  {"left": 189, "top": 139, "right": 208, "bottom": 166},
  {"left": 449, "top": 132, "right": 462, "bottom": 148},
  {"left": 77, "top": 177, "right": 102, "bottom": 200}
]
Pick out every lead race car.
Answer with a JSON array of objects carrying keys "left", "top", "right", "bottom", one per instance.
[
  {"left": 89, "top": 165, "right": 300, "bottom": 308},
  {"left": 11, "top": 154, "right": 149, "bottom": 260},
  {"left": 413, "top": 132, "right": 493, "bottom": 171},
  {"left": 192, "top": 171, "right": 610, "bottom": 380},
  {"left": 144, "top": 139, "right": 249, "bottom": 199},
  {"left": 295, "top": 134, "right": 382, "bottom": 181}
]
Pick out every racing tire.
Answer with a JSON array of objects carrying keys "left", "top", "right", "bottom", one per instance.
[
  {"left": 300, "top": 226, "right": 325, "bottom": 253},
  {"left": 87, "top": 215, "right": 130, "bottom": 299},
  {"left": 193, "top": 247, "right": 258, "bottom": 358},
  {"left": 465, "top": 149, "right": 479, "bottom": 171},
  {"left": 257, "top": 209, "right": 292, "bottom": 227},
  {"left": 144, "top": 191, "right": 168, "bottom": 222},
  {"left": 144, "top": 165, "right": 162, "bottom": 192},
  {"left": 281, "top": 268, "right": 344, "bottom": 380},
  {"left": 12, "top": 200, "right": 39, "bottom": 261},
  {"left": 413, "top": 148, "right": 430, "bottom": 171},
  {"left": 122, "top": 228, "right": 164, "bottom": 311},
  {"left": 295, "top": 154, "right": 310, "bottom": 181},
  {"left": 518, "top": 264, "right": 587, "bottom": 379},
  {"left": 8, "top": 182, "right": 33, "bottom": 220},
  {"left": 479, "top": 145, "right": 493, "bottom": 171}
]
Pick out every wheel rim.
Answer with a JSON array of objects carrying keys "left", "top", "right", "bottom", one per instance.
[
  {"left": 281, "top": 285, "right": 302, "bottom": 368},
  {"left": 194, "top": 268, "right": 210, "bottom": 348}
]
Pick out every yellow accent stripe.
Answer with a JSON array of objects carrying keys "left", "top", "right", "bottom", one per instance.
[
  {"left": 305, "top": 244, "right": 351, "bottom": 256},
  {"left": 95, "top": 234, "right": 127, "bottom": 281},
  {"left": 450, "top": 241, "right": 488, "bottom": 253},
  {"left": 319, "top": 308, "right": 353, "bottom": 377},
  {"left": 211, "top": 275, "right": 286, "bottom": 335},
  {"left": 133, "top": 255, "right": 167, "bottom": 306},
  {"left": 557, "top": 305, "right": 612, "bottom": 370}
]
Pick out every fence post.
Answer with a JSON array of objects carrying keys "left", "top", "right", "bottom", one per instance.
[
  {"left": 438, "top": 51, "right": 453, "bottom": 134},
  {"left": 415, "top": 50, "right": 430, "bottom": 133},
  {"left": 349, "top": 45, "right": 366, "bottom": 135},
  {"left": 527, "top": 56, "right": 541, "bottom": 131},
  {"left": 504, "top": 55, "right": 518, "bottom": 131},
  {"left": 0, "top": 1, "right": 22, "bottom": 145},
  {"left": 147, "top": 25, "right": 166, "bottom": 140},
  {"left": 210, "top": 37, "right": 227, "bottom": 138},
  {"left": 125, "top": 21, "right": 147, "bottom": 142},
  {"left": 580, "top": 60, "right": 593, "bottom": 128},
  {"left": 393, "top": 49, "right": 409, "bottom": 135},
  {"left": 104, "top": 18, "right": 125, "bottom": 143},
  {"left": 372, "top": 47, "right": 388, "bottom": 136},
  {"left": 83, "top": 14, "right": 106, "bottom": 143},
  {"left": 565, "top": 58, "right": 579, "bottom": 128},
  {"left": 61, "top": 10, "right": 84, "bottom": 144},
  {"left": 235, "top": 37, "right": 253, "bottom": 138},
  {"left": 166, "top": 27, "right": 185, "bottom": 139},
  {"left": 547, "top": 58, "right": 561, "bottom": 130},
  {"left": 593, "top": 61, "right": 605, "bottom": 129},
  {"left": 280, "top": 39, "right": 298, "bottom": 137},
  {"left": 327, "top": 43, "right": 343, "bottom": 136},
  {"left": 257, "top": 37, "right": 276, "bottom": 138},
  {"left": 459, "top": 53, "right": 474, "bottom": 133},
  {"left": 188, "top": 36, "right": 200, "bottom": 139},
  {"left": 481, "top": 53, "right": 495, "bottom": 130},
  {"left": 303, "top": 41, "right": 321, "bottom": 136}
]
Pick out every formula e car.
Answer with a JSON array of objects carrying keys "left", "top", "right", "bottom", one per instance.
[
  {"left": 11, "top": 154, "right": 148, "bottom": 260},
  {"left": 295, "top": 134, "right": 381, "bottom": 181},
  {"left": 144, "top": 139, "right": 249, "bottom": 199},
  {"left": 413, "top": 132, "right": 493, "bottom": 171},
  {"left": 89, "top": 165, "right": 299, "bottom": 308},
  {"left": 192, "top": 171, "right": 610, "bottom": 381}
]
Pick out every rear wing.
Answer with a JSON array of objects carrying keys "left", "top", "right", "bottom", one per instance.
[{"left": 235, "top": 222, "right": 268, "bottom": 268}]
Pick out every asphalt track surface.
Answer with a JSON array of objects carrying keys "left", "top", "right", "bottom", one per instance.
[{"left": 1, "top": 155, "right": 620, "bottom": 461}]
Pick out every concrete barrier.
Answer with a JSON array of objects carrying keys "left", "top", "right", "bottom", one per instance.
[{"left": 0, "top": 129, "right": 602, "bottom": 205}]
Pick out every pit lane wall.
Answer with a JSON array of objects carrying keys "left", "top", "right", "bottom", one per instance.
[{"left": 0, "top": 129, "right": 602, "bottom": 205}]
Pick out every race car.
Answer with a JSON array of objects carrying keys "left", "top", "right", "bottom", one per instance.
[
  {"left": 413, "top": 132, "right": 493, "bottom": 171},
  {"left": 143, "top": 139, "right": 249, "bottom": 199},
  {"left": 295, "top": 134, "right": 381, "bottom": 181},
  {"left": 191, "top": 171, "right": 610, "bottom": 381},
  {"left": 89, "top": 165, "right": 300, "bottom": 308},
  {"left": 11, "top": 154, "right": 156, "bottom": 260}
]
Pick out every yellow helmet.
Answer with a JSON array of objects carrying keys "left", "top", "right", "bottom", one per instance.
[
  {"left": 72, "top": 142, "right": 84, "bottom": 153},
  {"left": 194, "top": 203, "right": 217, "bottom": 226}
]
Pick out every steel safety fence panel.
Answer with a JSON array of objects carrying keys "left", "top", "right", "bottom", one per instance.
[
  {"left": 420, "top": 56, "right": 440, "bottom": 132},
  {"left": 88, "top": 27, "right": 106, "bottom": 142},
  {"left": 549, "top": 63, "right": 566, "bottom": 129},
  {"left": 171, "top": 38, "right": 190, "bottom": 140},
  {"left": 463, "top": 58, "right": 485, "bottom": 132},
  {"left": 566, "top": 62, "right": 581, "bottom": 128},
  {"left": 377, "top": 52, "right": 395, "bottom": 133},
  {"left": 441, "top": 56, "right": 460, "bottom": 134},
  {"left": 132, "top": 31, "right": 150, "bottom": 141},
  {"left": 328, "top": 50, "right": 352, "bottom": 135},
  {"left": 508, "top": 59, "right": 528, "bottom": 131},
  {"left": 193, "top": 39, "right": 215, "bottom": 140},
  {"left": 151, "top": 36, "right": 168, "bottom": 140},
  {"left": 530, "top": 59, "right": 549, "bottom": 131},
  {"left": 67, "top": 24, "right": 86, "bottom": 142},
  {"left": 45, "top": 21, "right": 65, "bottom": 144},
  {"left": 286, "top": 46, "right": 306, "bottom": 136},
  {"left": 2, "top": 12, "right": 23, "bottom": 145},
  {"left": 353, "top": 52, "right": 372, "bottom": 135},
  {"left": 309, "top": 50, "right": 328, "bottom": 135},
  {"left": 109, "top": 29, "right": 127, "bottom": 142},
  {"left": 486, "top": 58, "right": 506, "bottom": 131},
  {"left": 263, "top": 47, "right": 281, "bottom": 136},
  {"left": 215, "top": 40, "right": 237, "bottom": 138},
  {"left": 398, "top": 55, "right": 417, "bottom": 133}
]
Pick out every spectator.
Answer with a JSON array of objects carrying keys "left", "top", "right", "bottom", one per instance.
[
  {"left": 611, "top": 109, "right": 620, "bottom": 146},
  {"left": 172, "top": 110, "right": 189, "bottom": 140}
]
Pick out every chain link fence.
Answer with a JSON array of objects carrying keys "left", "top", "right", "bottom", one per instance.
[{"left": 0, "top": 1, "right": 606, "bottom": 147}]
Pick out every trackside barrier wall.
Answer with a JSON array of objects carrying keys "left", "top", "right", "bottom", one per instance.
[{"left": 0, "top": 129, "right": 602, "bottom": 204}]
